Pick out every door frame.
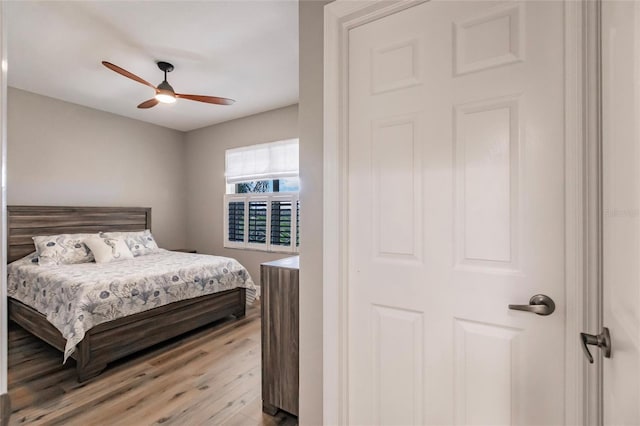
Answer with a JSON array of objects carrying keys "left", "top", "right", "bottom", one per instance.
[
  {"left": 0, "top": 1, "right": 8, "bottom": 423},
  {"left": 322, "top": 1, "right": 597, "bottom": 424},
  {"left": 582, "top": 2, "right": 603, "bottom": 424}
]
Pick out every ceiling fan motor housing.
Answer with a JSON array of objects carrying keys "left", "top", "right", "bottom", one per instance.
[
  {"left": 157, "top": 80, "right": 175, "bottom": 93},
  {"left": 157, "top": 61, "right": 174, "bottom": 73}
]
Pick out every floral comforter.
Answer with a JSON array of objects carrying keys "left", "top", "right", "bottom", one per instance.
[{"left": 8, "top": 249, "right": 257, "bottom": 362}]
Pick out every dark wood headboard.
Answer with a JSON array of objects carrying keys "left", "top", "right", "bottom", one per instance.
[{"left": 7, "top": 206, "right": 152, "bottom": 263}]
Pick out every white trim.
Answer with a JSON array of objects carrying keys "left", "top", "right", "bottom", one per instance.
[
  {"left": 564, "top": 1, "right": 592, "bottom": 425},
  {"left": 0, "top": 0, "right": 7, "bottom": 397},
  {"left": 582, "top": 1, "right": 603, "bottom": 424},
  {"left": 323, "top": 1, "right": 590, "bottom": 424}
]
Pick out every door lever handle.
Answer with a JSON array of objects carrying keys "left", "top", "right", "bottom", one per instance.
[
  {"left": 580, "top": 327, "right": 611, "bottom": 364},
  {"left": 508, "top": 294, "right": 555, "bottom": 316}
]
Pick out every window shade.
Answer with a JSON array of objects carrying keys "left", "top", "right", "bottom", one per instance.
[{"left": 225, "top": 139, "right": 299, "bottom": 184}]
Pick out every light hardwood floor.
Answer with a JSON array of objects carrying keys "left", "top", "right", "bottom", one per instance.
[{"left": 7, "top": 306, "right": 297, "bottom": 426}]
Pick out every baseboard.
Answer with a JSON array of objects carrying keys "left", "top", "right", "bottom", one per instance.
[{"left": 0, "top": 393, "right": 10, "bottom": 426}]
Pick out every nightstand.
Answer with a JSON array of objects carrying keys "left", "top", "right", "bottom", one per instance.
[
  {"left": 261, "top": 256, "right": 299, "bottom": 416},
  {"left": 171, "top": 249, "right": 197, "bottom": 253}
]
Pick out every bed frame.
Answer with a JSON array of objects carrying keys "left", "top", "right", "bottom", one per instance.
[{"left": 7, "top": 206, "right": 246, "bottom": 382}]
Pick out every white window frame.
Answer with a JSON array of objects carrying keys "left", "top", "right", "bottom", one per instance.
[{"left": 224, "top": 191, "right": 299, "bottom": 254}]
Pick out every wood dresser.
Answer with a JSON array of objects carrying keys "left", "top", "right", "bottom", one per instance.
[{"left": 261, "top": 256, "right": 299, "bottom": 417}]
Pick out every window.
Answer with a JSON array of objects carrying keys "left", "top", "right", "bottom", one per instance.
[{"left": 224, "top": 140, "right": 300, "bottom": 253}]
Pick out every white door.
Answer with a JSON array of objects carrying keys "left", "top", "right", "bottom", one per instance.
[
  {"left": 348, "top": 1, "right": 568, "bottom": 424},
  {"left": 602, "top": 1, "right": 640, "bottom": 424}
]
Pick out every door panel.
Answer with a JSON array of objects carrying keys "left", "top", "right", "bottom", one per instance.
[
  {"left": 348, "top": 1, "right": 566, "bottom": 424},
  {"left": 602, "top": 2, "right": 640, "bottom": 424}
]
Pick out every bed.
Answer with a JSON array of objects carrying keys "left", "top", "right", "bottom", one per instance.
[{"left": 7, "top": 205, "right": 254, "bottom": 382}]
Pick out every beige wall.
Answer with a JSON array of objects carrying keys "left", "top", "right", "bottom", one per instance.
[
  {"left": 299, "top": 0, "right": 329, "bottom": 424},
  {"left": 184, "top": 104, "right": 298, "bottom": 285},
  {"left": 7, "top": 87, "right": 188, "bottom": 249}
]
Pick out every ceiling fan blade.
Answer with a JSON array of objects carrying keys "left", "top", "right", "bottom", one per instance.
[
  {"left": 137, "top": 98, "right": 159, "bottom": 109},
  {"left": 175, "top": 93, "right": 235, "bottom": 105},
  {"left": 102, "top": 61, "right": 156, "bottom": 89}
]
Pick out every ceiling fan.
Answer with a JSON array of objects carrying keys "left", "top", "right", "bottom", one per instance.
[{"left": 101, "top": 60, "right": 235, "bottom": 109}]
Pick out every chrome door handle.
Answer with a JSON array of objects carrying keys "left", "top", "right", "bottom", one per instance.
[
  {"left": 508, "top": 294, "right": 555, "bottom": 316},
  {"left": 580, "top": 327, "right": 611, "bottom": 364}
]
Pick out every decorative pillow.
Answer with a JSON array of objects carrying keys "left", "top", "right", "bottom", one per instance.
[
  {"left": 32, "top": 233, "right": 95, "bottom": 266},
  {"left": 101, "top": 229, "right": 160, "bottom": 257},
  {"left": 84, "top": 235, "right": 134, "bottom": 264}
]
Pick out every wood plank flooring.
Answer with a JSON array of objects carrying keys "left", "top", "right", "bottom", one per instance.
[{"left": 7, "top": 306, "right": 297, "bottom": 426}]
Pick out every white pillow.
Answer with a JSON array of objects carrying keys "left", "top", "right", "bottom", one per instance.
[
  {"left": 84, "top": 235, "right": 134, "bottom": 264},
  {"left": 33, "top": 233, "right": 95, "bottom": 266},
  {"left": 101, "top": 229, "right": 160, "bottom": 257}
]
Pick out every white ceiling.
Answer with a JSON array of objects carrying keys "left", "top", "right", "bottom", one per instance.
[{"left": 6, "top": 1, "right": 299, "bottom": 132}]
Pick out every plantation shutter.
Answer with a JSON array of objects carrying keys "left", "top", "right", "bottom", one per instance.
[
  {"left": 224, "top": 194, "right": 299, "bottom": 253},
  {"left": 227, "top": 201, "right": 245, "bottom": 242}
]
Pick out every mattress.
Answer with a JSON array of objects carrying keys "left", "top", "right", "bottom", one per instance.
[{"left": 8, "top": 249, "right": 257, "bottom": 361}]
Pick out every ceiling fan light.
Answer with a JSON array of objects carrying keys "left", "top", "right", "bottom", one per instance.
[{"left": 155, "top": 90, "right": 176, "bottom": 104}]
